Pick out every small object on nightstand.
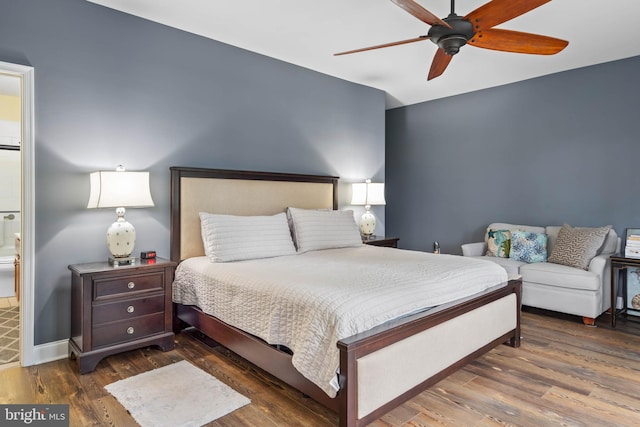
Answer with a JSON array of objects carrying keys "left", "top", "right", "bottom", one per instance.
[
  {"left": 362, "top": 235, "right": 399, "bottom": 248},
  {"left": 140, "top": 250, "right": 156, "bottom": 259},
  {"left": 110, "top": 256, "right": 135, "bottom": 266},
  {"left": 68, "top": 257, "right": 176, "bottom": 373}
]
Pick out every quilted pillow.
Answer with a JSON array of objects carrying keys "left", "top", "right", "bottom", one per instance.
[
  {"left": 548, "top": 224, "right": 612, "bottom": 270},
  {"left": 199, "top": 212, "right": 296, "bottom": 262},
  {"left": 510, "top": 231, "right": 547, "bottom": 263},
  {"left": 486, "top": 229, "right": 511, "bottom": 258},
  {"left": 287, "top": 207, "right": 362, "bottom": 253}
]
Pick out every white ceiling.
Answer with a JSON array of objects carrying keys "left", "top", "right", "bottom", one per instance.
[{"left": 88, "top": 0, "right": 640, "bottom": 109}]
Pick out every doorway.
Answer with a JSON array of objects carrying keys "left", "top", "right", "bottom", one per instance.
[
  {"left": 0, "top": 61, "right": 34, "bottom": 369},
  {"left": 0, "top": 73, "right": 21, "bottom": 367}
]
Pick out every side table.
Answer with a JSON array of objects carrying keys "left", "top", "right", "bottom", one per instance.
[{"left": 610, "top": 255, "right": 640, "bottom": 327}]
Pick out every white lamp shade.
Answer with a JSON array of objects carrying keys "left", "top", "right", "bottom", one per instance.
[
  {"left": 350, "top": 183, "right": 368, "bottom": 205},
  {"left": 350, "top": 181, "right": 386, "bottom": 206},
  {"left": 87, "top": 171, "right": 154, "bottom": 209},
  {"left": 366, "top": 183, "right": 386, "bottom": 206}
]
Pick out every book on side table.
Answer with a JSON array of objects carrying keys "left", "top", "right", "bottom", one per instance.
[{"left": 625, "top": 230, "right": 640, "bottom": 259}]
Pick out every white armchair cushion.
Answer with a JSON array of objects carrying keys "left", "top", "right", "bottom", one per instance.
[
  {"left": 520, "top": 262, "right": 600, "bottom": 291},
  {"left": 461, "top": 242, "right": 486, "bottom": 257},
  {"left": 472, "top": 256, "right": 525, "bottom": 276}
]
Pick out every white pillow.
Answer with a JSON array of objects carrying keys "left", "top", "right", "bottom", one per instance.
[
  {"left": 199, "top": 212, "right": 296, "bottom": 262},
  {"left": 286, "top": 207, "right": 362, "bottom": 253}
]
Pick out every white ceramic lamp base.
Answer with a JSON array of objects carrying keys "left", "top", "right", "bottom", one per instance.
[
  {"left": 359, "top": 210, "right": 376, "bottom": 236},
  {"left": 107, "top": 208, "right": 136, "bottom": 265}
]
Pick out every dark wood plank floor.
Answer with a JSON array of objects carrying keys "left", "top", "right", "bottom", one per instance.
[{"left": 1, "top": 310, "right": 639, "bottom": 426}]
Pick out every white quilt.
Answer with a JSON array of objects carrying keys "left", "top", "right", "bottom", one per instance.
[{"left": 172, "top": 246, "right": 508, "bottom": 398}]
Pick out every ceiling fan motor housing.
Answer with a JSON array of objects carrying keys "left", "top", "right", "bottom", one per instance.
[{"left": 428, "top": 14, "right": 475, "bottom": 55}]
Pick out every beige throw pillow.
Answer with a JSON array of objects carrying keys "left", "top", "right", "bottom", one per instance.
[{"left": 548, "top": 224, "right": 612, "bottom": 270}]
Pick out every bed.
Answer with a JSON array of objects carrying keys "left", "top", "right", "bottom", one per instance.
[{"left": 170, "top": 166, "right": 521, "bottom": 427}]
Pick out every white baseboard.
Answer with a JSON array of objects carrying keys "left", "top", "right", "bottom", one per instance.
[{"left": 25, "top": 339, "right": 69, "bottom": 366}]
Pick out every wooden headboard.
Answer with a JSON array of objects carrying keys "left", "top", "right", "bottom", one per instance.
[{"left": 170, "top": 167, "right": 339, "bottom": 262}]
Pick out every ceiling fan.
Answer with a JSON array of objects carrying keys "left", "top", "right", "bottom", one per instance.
[{"left": 335, "top": 0, "right": 568, "bottom": 80}]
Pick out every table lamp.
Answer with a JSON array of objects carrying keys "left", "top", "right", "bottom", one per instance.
[
  {"left": 87, "top": 166, "right": 154, "bottom": 266},
  {"left": 351, "top": 179, "right": 386, "bottom": 236}
]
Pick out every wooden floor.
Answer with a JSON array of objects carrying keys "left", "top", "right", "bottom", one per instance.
[{"left": 1, "top": 310, "right": 639, "bottom": 426}]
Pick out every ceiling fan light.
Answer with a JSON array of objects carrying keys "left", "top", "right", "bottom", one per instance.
[{"left": 438, "top": 35, "right": 468, "bottom": 55}]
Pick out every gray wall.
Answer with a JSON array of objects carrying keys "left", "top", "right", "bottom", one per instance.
[
  {"left": 386, "top": 55, "right": 640, "bottom": 254},
  {"left": 0, "top": 0, "right": 385, "bottom": 344}
]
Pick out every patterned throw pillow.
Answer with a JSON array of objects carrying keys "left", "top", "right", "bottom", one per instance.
[
  {"left": 548, "top": 224, "right": 612, "bottom": 270},
  {"left": 486, "top": 229, "right": 511, "bottom": 258},
  {"left": 510, "top": 231, "right": 547, "bottom": 263}
]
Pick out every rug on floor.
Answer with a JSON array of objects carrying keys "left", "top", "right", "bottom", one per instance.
[
  {"left": 0, "top": 306, "right": 19, "bottom": 364},
  {"left": 105, "top": 360, "right": 250, "bottom": 427}
]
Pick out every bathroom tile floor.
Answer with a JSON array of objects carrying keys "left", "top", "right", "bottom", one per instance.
[
  {"left": 0, "top": 298, "right": 19, "bottom": 364},
  {"left": 0, "top": 296, "right": 18, "bottom": 308}
]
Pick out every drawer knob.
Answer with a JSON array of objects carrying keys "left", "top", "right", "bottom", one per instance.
[
  {"left": 127, "top": 305, "right": 135, "bottom": 313},
  {"left": 127, "top": 282, "right": 135, "bottom": 289},
  {"left": 127, "top": 327, "right": 135, "bottom": 335}
]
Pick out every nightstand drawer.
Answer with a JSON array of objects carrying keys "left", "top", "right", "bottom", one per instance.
[
  {"left": 92, "top": 313, "right": 166, "bottom": 348},
  {"left": 94, "top": 272, "right": 164, "bottom": 300},
  {"left": 92, "top": 294, "right": 165, "bottom": 325}
]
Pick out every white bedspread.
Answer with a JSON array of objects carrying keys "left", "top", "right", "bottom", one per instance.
[{"left": 172, "top": 246, "right": 508, "bottom": 398}]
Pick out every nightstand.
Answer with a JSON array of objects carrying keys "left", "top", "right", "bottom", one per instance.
[
  {"left": 362, "top": 235, "right": 399, "bottom": 248},
  {"left": 68, "top": 258, "right": 177, "bottom": 373}
]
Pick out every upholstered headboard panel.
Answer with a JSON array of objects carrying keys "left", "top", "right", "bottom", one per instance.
[{"left": 170, "top": 167, "right": 338, "bottom": 261}]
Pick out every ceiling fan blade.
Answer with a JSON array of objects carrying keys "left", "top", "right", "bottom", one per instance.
[
  {"left": 391, "top": 0, "right": 451, "bottom": 28},
  {"left": 334, "top": 36, "right": 430, "bottom": 56},
  {"left": 464, "top": 0, "right": 552, "bottom": 31},
  {"left": 427, "top": 48, "right": 453, "bottom": 80},
  {"left": 468, "top": 29, "right": 568, "bottom": 55}
]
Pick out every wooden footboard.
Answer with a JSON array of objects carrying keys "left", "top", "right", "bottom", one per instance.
[
  {"left": 337, "top": 279, "right": 521, "bottom": 427},
  {"left": 174, "top": 279, "right": 521, "bottom": 427}
]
